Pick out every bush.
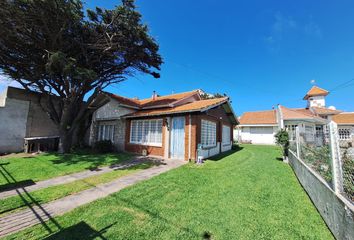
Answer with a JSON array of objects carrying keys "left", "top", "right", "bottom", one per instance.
[
  {"left": 275, "top": 129, "right": 289, "bottom": 157},
  {"left": 94, "top": 140, "right": 113, "bottom": 153}
]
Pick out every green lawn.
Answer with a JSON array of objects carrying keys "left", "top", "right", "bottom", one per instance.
[
  {"left": 0, "top": 151, "right": 133, "bottom": 187},
  {"left": 3, "top": 145, "right": 333, "bottom": 240},
  {"left": 0, "top": 162, "right": 153, "bottom": 217}
]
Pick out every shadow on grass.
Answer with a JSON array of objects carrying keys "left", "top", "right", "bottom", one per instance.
[
  {"left": 43, "top": 221, "right": 115, "bottom": 240},
  {"left": 207, "top": 146, "right": 244, "bottom": 161},
  {"left": 47, "top": 150, "right": 133, "bottom": 170},
  {"left": 0, "top": 163, "right": 62, "bottom": 236}
]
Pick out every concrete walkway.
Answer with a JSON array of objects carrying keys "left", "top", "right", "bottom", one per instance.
[
  {"left": 0, "top": 159, "right": 186, "bottom": 237},
  {"left": 0, "top": 157, "right": 149, "bottom": 200}
]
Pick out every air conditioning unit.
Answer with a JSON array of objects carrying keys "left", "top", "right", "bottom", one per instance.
[{"left": 142, "top": 149, "right": 147, "bottom": 156}]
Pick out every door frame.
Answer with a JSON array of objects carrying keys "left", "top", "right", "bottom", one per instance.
[{"left": 169, "top": 116, "right": 185, "bottom": 159}]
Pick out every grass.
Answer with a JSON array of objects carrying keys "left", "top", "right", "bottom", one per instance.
[
  {"left": 3, "top": 145, "right": 333, "bottom": 240},
  {"left": 0, "top": 151, "right": 133, "bottom": 187},
  {"left": 0, "top": 162, "right": 153, "bottom": 217}
]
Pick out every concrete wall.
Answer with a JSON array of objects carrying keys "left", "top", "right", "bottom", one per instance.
[
  {"left": 288, "top": 150, "right": 354, "bottom": 240},
  {"left": 25, "top": 98, "right": 59, "bottom": 138},
  {"left": 0, "top": 87, "right": 60, "bottom": 153},
  {"left": 0, "top": 98, "right": 29, "bottom": 153}
]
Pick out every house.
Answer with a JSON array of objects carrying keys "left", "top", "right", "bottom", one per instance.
[
  {"left": 236, "top": 86, "right": 354, "bottom": 144},
  {"left": 89, "top": 90, "right": 238, "bottom": 160},
  {"left": 0, "top": 87, "right": 59, "bottom": 153}
]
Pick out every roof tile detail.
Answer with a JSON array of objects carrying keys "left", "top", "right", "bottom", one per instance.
[
  {"left": 239, "top": 110, "right": 277, "bottom": 125},
  {"left": 332, "top": 113, "right": 354, "bottom": 125},
  {"left": 303, "top": 86, "right": 329, "bottom": 99},
  {"left": 126, "top": 97, "right": 228, "bottom": 117},
  {"left": 311, "top": 107, "right": 342, "bottom": 115}
]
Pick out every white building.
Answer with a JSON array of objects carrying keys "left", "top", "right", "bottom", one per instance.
[{"left": 236, "top": 86, "right": 354, "bottom": 144}]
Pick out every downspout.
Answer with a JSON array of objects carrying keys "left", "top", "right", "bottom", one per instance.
[{"left": 188, "top": 114, "right": 192, "bottom": 160}]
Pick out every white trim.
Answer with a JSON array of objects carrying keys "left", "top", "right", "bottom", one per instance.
[
  {"left": 239, "top": 124, "right": 278, "bottom": 127},
  {"left": 129, "top": 142, "right": 162, "bottom": 147}
]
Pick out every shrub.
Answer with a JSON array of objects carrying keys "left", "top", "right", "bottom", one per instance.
[
  {"left": 275, "top": 129, "right": 289, "bottom": 158},
  {"left": 94, "top": 140, "right": 113, "bottom": 153}
]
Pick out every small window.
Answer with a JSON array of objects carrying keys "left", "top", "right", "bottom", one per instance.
[
  {"left": 338, "top": 128, "right": 351, "bottom": 140},
  {"left": 222, "top": 125, "right": 231, "bottom": 145},
  {"left": 97, "top": 124, "right": 115, "bottom": 143},
  {"left": 201, "top": 120, "right": 217, "bottom": 147}
]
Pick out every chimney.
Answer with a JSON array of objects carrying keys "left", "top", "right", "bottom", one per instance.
[{"left": 152, "top": 91, "right": 157, "bottom": 100}]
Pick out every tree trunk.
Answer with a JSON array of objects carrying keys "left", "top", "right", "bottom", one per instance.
[{"left": 58, "top": 129, "right": 73, "bottom": 153}]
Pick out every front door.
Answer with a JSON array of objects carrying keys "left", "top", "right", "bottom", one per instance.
[{"left": 170, "top": 116, "right": 185, "bottom": 159}]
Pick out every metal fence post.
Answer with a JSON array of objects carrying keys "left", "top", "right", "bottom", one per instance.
[
  {"left": 328, "top": 121, "right": 344, "bottom": 194},
  {"left": 295, "top": 126, "right": 300, "bottom": 158}
]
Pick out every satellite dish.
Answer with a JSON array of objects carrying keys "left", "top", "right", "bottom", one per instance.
[{"left": 328, "top": 106, "right": 336, "bottom": 110}]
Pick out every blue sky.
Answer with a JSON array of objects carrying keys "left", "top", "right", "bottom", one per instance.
[{"left": 1, "top": 0, "right": 354, "bottom": 115}]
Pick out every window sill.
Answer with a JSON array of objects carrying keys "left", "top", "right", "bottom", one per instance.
[
  {"left": 201, "top": 144, "right": 217, "bottom": 149},
  {"left": 129, "top": 142, "right": 162, "bottom": 147}
]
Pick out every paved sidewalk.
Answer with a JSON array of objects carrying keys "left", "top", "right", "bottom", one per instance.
[
  {"left": 0, "top": 159, "right": 186, "bottom": 237},
  {"left": 0, "top": 157, "right": 148, "bottom": 200}
]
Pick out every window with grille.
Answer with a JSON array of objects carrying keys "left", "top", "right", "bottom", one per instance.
[
  {"left": 97, "top": 124, "right": 115, "bottom": 142},
  {"left": 338, "top": 128, "right": 351, "bottom": 140},
  {"left": 130, "top": 119, "right": 163, "bottom": 146},
  {"left": 305, "top": 125, "right": 315, "bottom": 142},
  {"left": 201, "top": 120, "right": 217, "bottom": 147},
  {"left": 285, "top": 124, "right": 297, "bottom": 140},
  {"left": 222, "top": 125, "right": 231, "bottom": 145}
]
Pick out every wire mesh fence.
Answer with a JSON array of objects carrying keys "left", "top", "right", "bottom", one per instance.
[
  {"left": 289, "top": 121, "right": 353, "bottom": 204},
  {"left": 338, "top": 136, "right": 354, "bottom": 202}
]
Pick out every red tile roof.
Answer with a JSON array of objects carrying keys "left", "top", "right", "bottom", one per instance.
[
  {"left": 280, "top": 106, "right": 324, "bottom": 122},
  {"left": 105, "top": 90, "right": 200, "bottom": 109},
  {"left": 139, "top": 90, "right": 199, "bottom": 108},
  {"left": 106, "top": 93, "right": 141, "bottom": 108},
  {"left": 239, "top": 110, "right": 277, "bottom": 125},
  {"left": 303, "top": 86, "right": 329, "bottom": 100},
  {"left": 311, "top": 107, "right": 342, "bottom": 115},
  {"left": 126, "top": 97, "right": 229, "bottom": 117},
  {"left": 332, "top": 113, "right": 354, "bottom": 125}
]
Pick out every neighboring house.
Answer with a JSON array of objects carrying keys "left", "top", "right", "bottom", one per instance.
[
  {"left": 236, "top": 86, "right": 354, "bottom": 144},
  {"left": 0, "top": 87, "right": 59, "bottom": 153},
  {"left": 89, "top": 90, "right": 238, "bottom": 160}
]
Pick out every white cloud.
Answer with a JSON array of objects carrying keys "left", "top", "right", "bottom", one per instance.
[
  {"left": 264, "top": 12, "right": 322, "bottom": 51},
  {"left": 265, "top": 12, "right": 297, "bottom": 44}
]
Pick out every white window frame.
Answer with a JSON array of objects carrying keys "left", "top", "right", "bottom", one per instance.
[
  {"left": 222, "top": 125, "right": 231, "bottom": 146},
  {"left": 130, "top": 119, "right": 163, "bottom": 147},
  {"left": 285, "top": 124, "right": 297, "bottom": 141},
  {"left": 97, "top": 124, "right": 115, "bottom": 143},
  {"left": 201, "top": 119, "right": 217, "bottom": 148}
]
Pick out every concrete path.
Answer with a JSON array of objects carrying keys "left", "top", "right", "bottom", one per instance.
[
  {"left": 0, "top": 157, "right": 149, "bottom": 200},
  {"left": 0, "top": 159, "right": 186, "bottom": 238}
]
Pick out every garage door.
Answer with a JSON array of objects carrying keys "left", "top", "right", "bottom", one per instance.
[{"left": 250, "top": 127, "right": 274, "bottom": 144}]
